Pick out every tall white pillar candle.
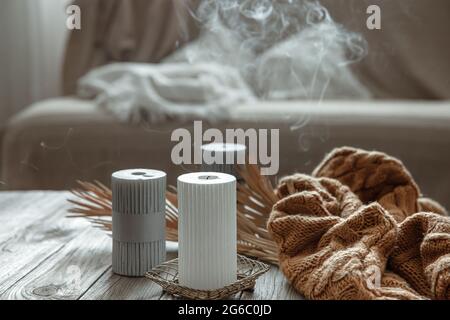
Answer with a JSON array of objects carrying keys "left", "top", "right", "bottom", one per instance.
[
  {"left": 112, "top": 169, "right": 166, "bottom": 276},
  {"left": 177, "top": 172, "right": 237, "bottom": 290},
  {"left": 201, "top": 143, "right": 246, "bottom": 178}
]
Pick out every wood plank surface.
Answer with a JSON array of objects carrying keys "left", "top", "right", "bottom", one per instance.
[
  {"left": 1, "top": 227, "right": 111, "bottom": 300},
  {"left": 0, "top": 192, "right": 91, "bottom": 296},
  {"left": 0, "top": 191, "right": 302, "bottom": 300},
  {"left": 82, "top": 244, "right": 179, "bottom": 300},
  {"left": 80, "top": 269, "right": 164, "bottom": 300},
  {"left": 240, "top": 267, "right": 303, "bottom": 300}
]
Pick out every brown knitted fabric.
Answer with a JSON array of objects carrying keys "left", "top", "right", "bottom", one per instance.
[{"left": 268, "top": 147, "right": 450, "bottom": 300}]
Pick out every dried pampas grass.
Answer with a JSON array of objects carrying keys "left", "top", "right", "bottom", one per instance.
[{"left": 67, "top": 164, "right": 280, "bottom": 265}]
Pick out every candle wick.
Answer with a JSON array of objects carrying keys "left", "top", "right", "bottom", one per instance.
[{"left": 199, "top": 175, "right": 219, "bottom": 180}]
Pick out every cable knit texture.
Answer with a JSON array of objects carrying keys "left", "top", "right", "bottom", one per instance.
[{"left": 267, "top": 147, "right": 449, "bottom": 300}]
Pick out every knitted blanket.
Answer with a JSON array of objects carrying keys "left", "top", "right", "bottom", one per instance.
[{"left": 267, "top": 147, "right": 449, "bottom": 300}]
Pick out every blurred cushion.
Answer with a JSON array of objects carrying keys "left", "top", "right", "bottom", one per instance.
[{"left": 62, "top": 0, "right": 200, "bottom": 95}]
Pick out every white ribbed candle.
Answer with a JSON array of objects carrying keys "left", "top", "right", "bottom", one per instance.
[
  {"left": 201, "top": 143, "right": 246, "bottom": 177},
  {"left": 177, "top": 172, "right": 237, "bottom": 290},
  {"left": 112, "top": 169, "right": 166, "bottom": 277}
]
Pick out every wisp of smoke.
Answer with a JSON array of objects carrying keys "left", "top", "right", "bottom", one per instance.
[{"left": 174, "top": 0, "right": 370, "bottom": 101}]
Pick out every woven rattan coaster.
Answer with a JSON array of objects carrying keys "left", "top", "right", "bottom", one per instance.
[{"left": 145, "top": 255, "right": 270, "bottom": 300}]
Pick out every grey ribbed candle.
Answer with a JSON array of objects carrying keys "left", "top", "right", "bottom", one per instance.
[{"left": 112, "top": 169, "right": 166, "bottom": 277}]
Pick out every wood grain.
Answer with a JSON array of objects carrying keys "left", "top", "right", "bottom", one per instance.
[
  {"left": 0, "top": 191, "right": 302, "bottom": 300},
  {"left": 82, "top": 242, "right": 182, "bottom": 300},
  {"left": 80, "top": 269, "right": 164, "bottom": 300},
  {"left": 0, "top": 192, "right": 90, "bottom": 296},
  {"left": 240, "top": 267, "right": 303, "bottom": 300},
  {"left": 1, "top": 227, "right": 111, "bottom": 300}
]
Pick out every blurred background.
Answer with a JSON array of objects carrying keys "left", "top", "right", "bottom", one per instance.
[
  {"left": 0, "top": 0, "right": 70, "bottom": 127},
  {"left": 0, "top": 0, "right": 449, "bottom": 207}
]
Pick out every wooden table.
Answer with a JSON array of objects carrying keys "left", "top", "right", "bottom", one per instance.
[{"left": 0, "top": 191, "right": 302, "bottom": 300}]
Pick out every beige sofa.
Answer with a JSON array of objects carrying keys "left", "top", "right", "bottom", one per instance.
[
  {"left": 3, "top": 98, "right": 450, "bottom": 209},
  {"left": 2, "top": 0, "right": 450, "bottom": 209}
]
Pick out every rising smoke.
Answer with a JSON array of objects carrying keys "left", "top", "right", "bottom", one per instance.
[{"left": 172, "top": 0, "right": 371, "bottom": 101}]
